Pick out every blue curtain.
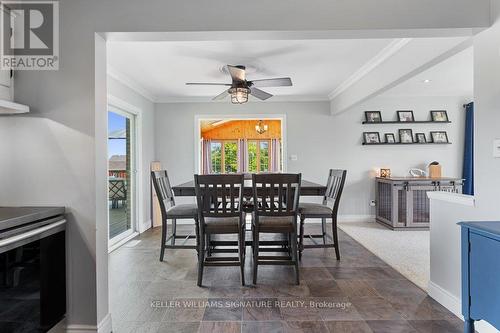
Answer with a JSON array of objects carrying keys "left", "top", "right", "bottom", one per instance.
[{"left": 462, "top": 102, "right": 474, "bottom": 195}]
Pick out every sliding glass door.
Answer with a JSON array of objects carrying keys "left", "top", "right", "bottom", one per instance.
[{"left": 108, "top": 106, "right": 137, "bottom": 245}]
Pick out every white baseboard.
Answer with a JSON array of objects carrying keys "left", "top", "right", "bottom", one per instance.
[
  {"left": 428, "top": 281, "right": 462, "bottom": 318},
  {"left": 97, "top": 313, "right": 112, "bottom": 333},
  {"left": 138, "top": 219, "right": 151, "bottom": 233},
  {"left": 108, "top": 232, "right": 138, "bottom": 253},
  {"left": 338, "top": 215, "right": 375, "bottom": 223},
  {"left": 64, "top": 313, "right": 112, "bottom": 333},
  {"left": 66, "top": 324, "right": 97, "bottom": 333},
  {"left": 428, "top": 281, "right": 499, "bottom": 333}
]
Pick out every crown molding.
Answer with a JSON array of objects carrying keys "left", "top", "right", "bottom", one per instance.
[
  {"left": 328, "top": 38, "right": 412, "bottom": 100},
  {"left": 154, "top": 94, "right": 329, "bottom": 104},
  {"left": 107, "top": 66, "right": 156, "bottom": 102}
]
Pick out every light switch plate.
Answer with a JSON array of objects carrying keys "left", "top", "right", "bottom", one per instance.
[
  {"left": 494, "top": 139, "right": 500, "bottom": 158},
  {"left": 290, "top": 154, "right": 298, "bottom": 161}
]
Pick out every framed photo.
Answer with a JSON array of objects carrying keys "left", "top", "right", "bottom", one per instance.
[
  {"left": 431, "top": 131, "right": 449, "bottom": 143},
  {"left": 397, "top": 110, "right": 415, "bottom": 122},
  {"left": 385, "top": 133, "right": 396, "bottom": 143},
  {"left": 399, "top": 129, "right": 414, "bottom": 143},
  {"left": 364, "top": 111, "right": 382, "bottom": 123},
  {"left": 415, "top": 133, "right": 427, "bottom": 143},
  {"left": 363, "top": 132, "right": 381, "bottom": 144},
  {"left": 430, "top": 110, "right": 449, "bottom": 122}
]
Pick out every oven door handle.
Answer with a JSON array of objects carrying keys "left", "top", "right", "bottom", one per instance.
[{"left": 0, "top": 219, "right": 66, "bottom": 249}]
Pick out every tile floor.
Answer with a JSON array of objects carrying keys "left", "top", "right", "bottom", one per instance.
[{"left": 109, "top": 224, "right": 463, "bottom": 333}]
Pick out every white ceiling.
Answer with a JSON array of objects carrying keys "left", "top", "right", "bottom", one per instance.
[
  {"left": 382, "top": 47, "right": 473, "bottom": 97},
  {"left": 107, "top": 39, "right": 394, "bottom": 101},
  {"left": 107, "top": 38, "right": 473, "bottom": 102}
]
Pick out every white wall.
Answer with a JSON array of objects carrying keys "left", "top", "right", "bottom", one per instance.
[
  {"left": 107, "top": 76, "right": 156, "bottom": 233},
  {"left": 473, "top": 0, "right": 500, "bottom": 217},
  {"left": 155, "top": 95, "right": 468, "bottom": 219},
  {"left": 428, "top": 193, "right": 476, "bottom": 318},
  {"left": 0, "top": 0, "right": 490, "bottom": 329},
  {"left": 427, "top": 1, "right": 500, "bottom": 332}
]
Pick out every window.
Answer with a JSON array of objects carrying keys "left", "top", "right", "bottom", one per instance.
[
  {"left": 210, "top": 140, "right": 238, "bottom": 174},
  {"left": 247, "top": 140, "right": 270, "bottom": 173},
  {"left": 210, "top": 142, "right": 222, "bottom": 173},
  {"left": 248, "top": 141, "right": 258, "bottom": 173},
  {"left": 259, "top": 141, "right": 269, "bottom": 172},
  {"left": 208, "top": 139, "right": 277, "bottom": 174},
  {"left": 224, "top": 141, "right": 238, "bottom": 173}
]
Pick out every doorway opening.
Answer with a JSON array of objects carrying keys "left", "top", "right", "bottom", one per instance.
[{"left": 196, "top": 116, "right": 286, "bottom": 174}]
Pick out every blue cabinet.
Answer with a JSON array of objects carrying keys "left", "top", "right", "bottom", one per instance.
[{"left": 459, "top": 221, "right": 500, "bottom": 333}]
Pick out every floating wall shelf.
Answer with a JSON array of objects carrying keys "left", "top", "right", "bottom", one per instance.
[
  {"left": 362, "top": 121, "right": 451, "bottom": 125},
  {"left": 362, "top": 142, "right": 452, "bottom": 146}
]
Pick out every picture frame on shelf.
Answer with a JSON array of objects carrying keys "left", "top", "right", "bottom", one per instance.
[
  {"left": 399, "top": 129, "right": 414, "bottom": 143},
  {"left": 431, "top": 131, "right": 449, "bottom": 143},
  {"left": 397, "top": 110, "right": 415, "bottom": 122},
  {"left": 415, "top": 133, "right": 427, "bottom": 143},
  {"left": 363, "top": 132, "right": 381, "bottom": 144},
  {"left": 385, "top": 133, "right": 396, "bottom": 143},
  {"left": 364, "top": 111, "right": 382, "bottom": 123},
  {"left": 430, "top": 110, "right": 449, "bottom": 122}
]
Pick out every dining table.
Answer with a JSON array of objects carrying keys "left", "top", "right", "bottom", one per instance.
[
  {"left": 171, "top": 177, "right": 327, "bottom": 249},
  {"left": 172, "top": 179, "right": 327, "bottom": 197}
]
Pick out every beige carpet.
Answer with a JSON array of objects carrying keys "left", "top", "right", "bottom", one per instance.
[{"left": 338, "top": 221, "right": 429, "bottom": 290}]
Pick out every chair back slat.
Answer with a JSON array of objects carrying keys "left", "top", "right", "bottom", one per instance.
[
  {"left": 252, "top": 173, "right": 301, "bottom": 217},
  {"left": 323, "top": 169, "right": 347, "bottom": 213},
  {"left": 277, "top": 183, "right": 283, "bottom": 212},
  {"left": 195, "top": 174, "right": 244, "bottom": 219},
  {"left": 151, "top": 170, "right": 176, "bottom": 218}
]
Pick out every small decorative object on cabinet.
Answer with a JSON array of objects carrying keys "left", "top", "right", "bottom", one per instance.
[
  {"left": 459, "top": 222, "right": 500, "bottom": 333},
  {"left": 428, "top": 161, "right": 442, "bottom": 178},
  {"left": 375, "top": 177, "right": 463, "bottom": 229},
  {"left": 380, "top": 168, "right": 391, "bottom": 178},
  {"left": 408, "top": 168, "right": 427, "bottom": 177}
]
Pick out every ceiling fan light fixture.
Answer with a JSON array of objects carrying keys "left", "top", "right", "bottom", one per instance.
[{"left": 229, "top": 87, "right": 250, "bottom": 104}]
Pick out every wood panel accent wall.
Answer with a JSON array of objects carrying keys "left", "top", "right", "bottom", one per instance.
[{"left": 201, "top": 120, "right": 282, "bottom": 140}]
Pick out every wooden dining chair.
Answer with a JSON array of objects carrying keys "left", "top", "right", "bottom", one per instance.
[
  {"left": 194, "top": 174, "right": 246, "bottom": 287},
  {"left": 151, "top": 170, "right": 199, "bottom": 262},
  {"left": 298, "top": 169, "right": 347, "bottom": 260},
  {"left": 252, "top": 173, "right": 302, "bottom": 285}
]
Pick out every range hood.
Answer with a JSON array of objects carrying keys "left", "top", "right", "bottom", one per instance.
[{"left": 0, "top": 99, "right": 29, "bottom": 114}]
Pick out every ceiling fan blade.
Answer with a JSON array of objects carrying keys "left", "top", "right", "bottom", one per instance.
[
  {"left": 250, "top": 77, "right": 292, "bottom": 87},
  {"left": 227, "top": 65, "right": 246, "bottom": 82},
  {"left": 250, "top": 87, "right": 273, "bottom": 100},
  {"left": 212, "top": 90, "right": 229, "bottom": 100},
  {"left": 186, "top": 82, "right": 231, "bottom": 86}
]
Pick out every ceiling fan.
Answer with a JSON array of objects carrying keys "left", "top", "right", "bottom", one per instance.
[{"left": 186, "top": 65, "right": 292, "bottom": 104}]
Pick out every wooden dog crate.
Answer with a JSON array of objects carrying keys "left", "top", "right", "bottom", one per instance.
[{"left": 376, "top": 177, "right": 463, "bottom": 230}]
